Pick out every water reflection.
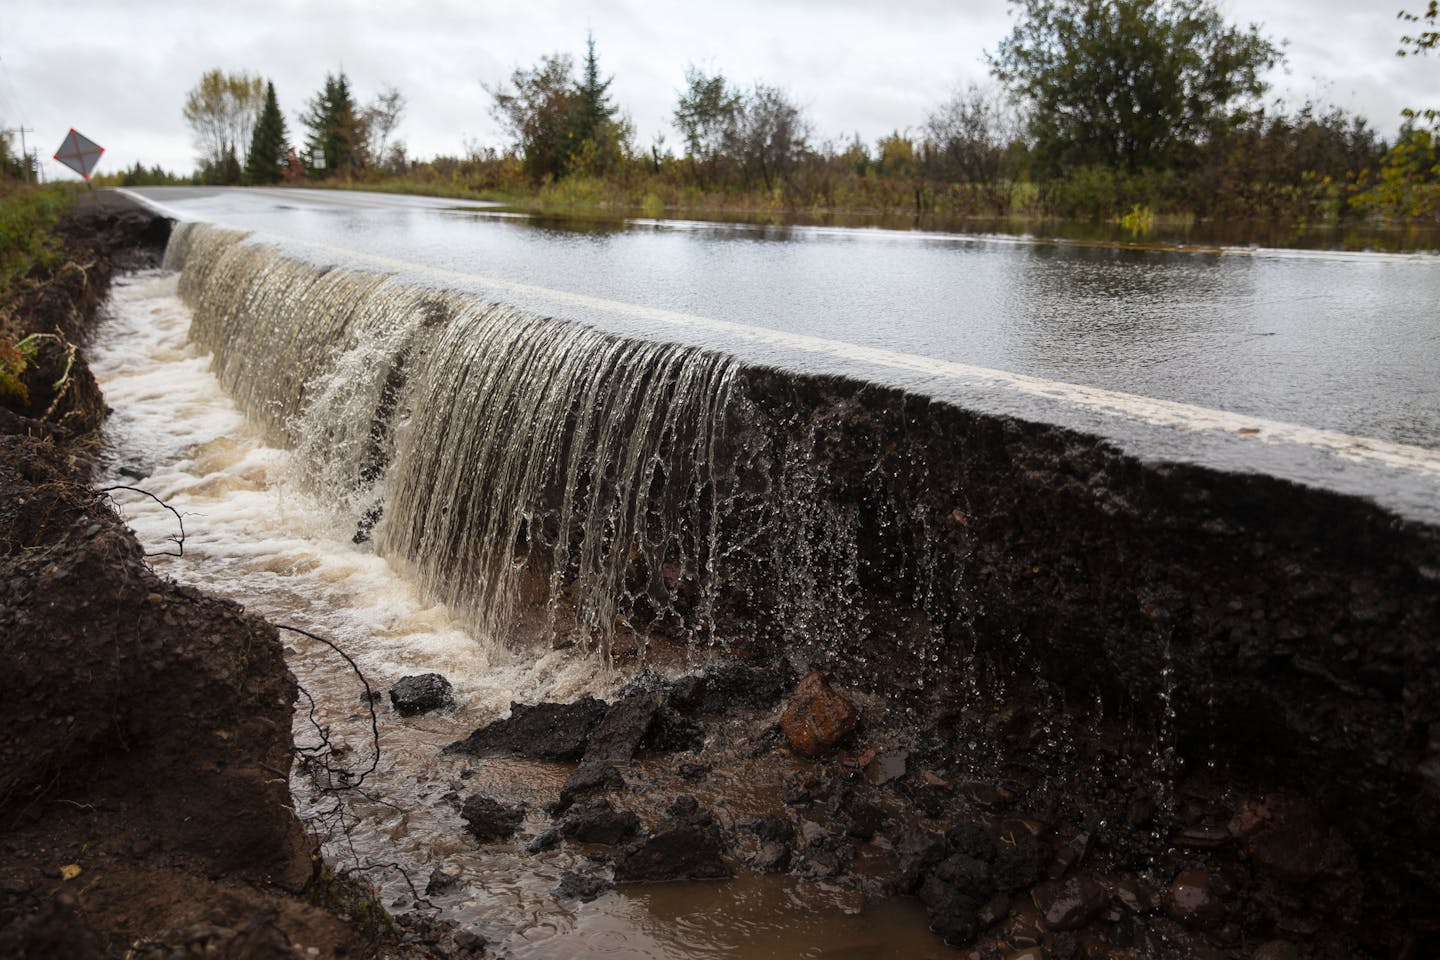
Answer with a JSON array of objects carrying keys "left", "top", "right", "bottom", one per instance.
[{"left": 483, "top": 203, "right": 1440, "bottom": 254}]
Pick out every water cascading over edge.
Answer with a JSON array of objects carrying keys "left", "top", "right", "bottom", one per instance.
[{"left": 168, "top": 222, "right": 765, "bottom": 660}]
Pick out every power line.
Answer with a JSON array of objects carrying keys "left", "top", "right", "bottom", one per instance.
[{"left": 3, "top": 125, "right": 35, "bottom": 181}]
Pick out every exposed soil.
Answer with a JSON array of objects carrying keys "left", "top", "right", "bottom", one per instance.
[
  {"left": 418, "top": 652, "right": 1439, "bottom": 959},
  {"left": 0, "top": 194, "right": 479, "bottom": 959}
]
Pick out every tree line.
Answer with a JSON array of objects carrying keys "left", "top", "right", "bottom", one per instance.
[
  {"left": 162, "top": 0, "right": 1437, "bottom": 223},
  {"left": 177, "top": 67, "right": 406, "bottom": 186}
]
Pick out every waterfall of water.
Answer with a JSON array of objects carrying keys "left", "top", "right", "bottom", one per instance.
[{"left": 171, "top": 222, "right": 743, "bottom": 661}]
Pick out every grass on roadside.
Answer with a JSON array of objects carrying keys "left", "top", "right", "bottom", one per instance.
[{"left": 1, "top": 182, "right": 80, "bottom": 304}]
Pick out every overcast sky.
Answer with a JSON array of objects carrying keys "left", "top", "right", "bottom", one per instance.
[{"left": 3, "top": 0, "right": 1435, "bottom": 182}]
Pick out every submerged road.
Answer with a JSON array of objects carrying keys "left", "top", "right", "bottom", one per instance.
[{"left": 124, "top": 186, "right": 1440, "bottom": 523}]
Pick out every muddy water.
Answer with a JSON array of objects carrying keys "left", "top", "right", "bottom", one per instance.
[{"left": 91, "top": 270, "right": 958, "bottom": 957}]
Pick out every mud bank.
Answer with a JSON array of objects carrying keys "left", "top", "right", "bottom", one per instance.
[
  {"left": 722, "top": 368, "right": 1440, "bottom": 871},
  {"left": 0, "top": 194, "right": 472, "bottom": 959},
  {"left": 700, "top": 370, "right": 1440, "bottom": 956}
]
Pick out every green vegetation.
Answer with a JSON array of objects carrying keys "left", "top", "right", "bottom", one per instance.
[
  {"left": 167, "top": 6, "right": 1437, "bottom": 230},
  {"left": 1352, "top": 3, "right": 1440, "bottom": 219},
  {"left": 305, "top": 865, "right": 393, "bottom": 942},
  {"left": 302, "top": 72, "right": 363, "bottom": 178},
  {"left": 0, "top": 181, "right": 76, "bottom": 300},
  {"left": 0, "top": 332, "right": 41, "bottom": 405},
  {"left": 183, "top": 69, "right": 265, "bottom": 185},
  {"left": 990, "top": 0, "right": 1281, "bottom": 175},
  {"left": 0, "top": 181, "right": 80, "bottom": 406},
  {"left": 90, "top": 163, "right": 192, "bottom": 188},
  {"left": 244, "top": 81, "right": 291, "bottom": 185},
  {"left": 487, "top": 32, "right": 631, "bottom": 181}
]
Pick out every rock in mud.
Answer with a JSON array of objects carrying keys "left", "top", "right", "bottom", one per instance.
[
  {"left": 560, "top": 797, "right": 640, "bottom": 845},
  {"left": 461, "top": 795, "right": 525, "bottom": 843},
  {"left": 582, "top": 693, "right": 661, "bottom": 763},
  {"left": 744, "top": 813, "right": 795, "bottom": 846},
  {"left": 553, "top": 762, "right": 626, "bottom": 815},
  {"left": 993, "top": 831, "right": 1050, "bottom": 892},
  {"left": 794, "top": 822, "right": 857, "bottom": 879},
  {"left": 1032, "top": 875, "right": 1107, "bottom": 932},
  {"left": 555, "top": 871, "right": 611, "bottom": 902},
  {"left": 527, "top": 827, "right": 562, "bottom": 854},
  {"left": 667, "top": 794, "right": 701, "bottom": 818},
  {"left": 931, "top": 853, "right": 995, "bottom": 901},
  {"left": 1230, "top": 795, "right": 1329, "bottom": 884},
  {"left": 667, "top": 660, "right": 792, "bottom": 715},
  {"left": 444, "top": 696, "right": 609, "bottom": 761},
  {"left": 641, "top": 706, "right": 706, "bottom": 754},
  {"left": 751, "top": 842, "right": 792, "bottom": 873},
  {"left": 388, "top": 673, "right": 455, "bottom": 716},
  {"left": 894, "top": 827, "right": 948, "bottom": 893},
  {"left": 741, "top": 812, "right": 796, "bottom": 874},
  {"left": 947, "top": 821, "right": 997, "bottom": 862},
  {"left": 613, "top": 804, "right": 732, "bottom": 883},
  {"left": 779, "top": 672, "right": 859, "bottom": 757},
  {"left": 425, "top": 863, "right": 464, "bottom": 896},
  {"left": 1168, "top": 869, "right": 1225, "bottom": 927},
  {"left": 827, "top": 784, "right": 886, "bottom": 840},
  {"left": 918, "top": 876, "right": 981, "bottom": 946},
  {"left": 865, "top": 749, "right": 909, "bottom": 785}
]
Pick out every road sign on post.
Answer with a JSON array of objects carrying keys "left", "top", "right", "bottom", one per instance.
[{"left": 53, "top": 128, "right": 104, "bottom": 181}]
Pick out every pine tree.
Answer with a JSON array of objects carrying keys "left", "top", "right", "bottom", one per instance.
[
  {"left": 301, "top": 72, "right": 362, "bottom": 177},
  {"left": 575, "top": 33, "right": 614, "bottom": 146},
  {"left": 243, "top": 81, "right": 289, "bottom": 185},
  {"left": 569, "top": 33, "right": 624, "bottom": 175}
]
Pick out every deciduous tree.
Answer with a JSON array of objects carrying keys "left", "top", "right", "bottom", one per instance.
[
  {"left": 183, "top": 69, "right": 264, "bottom": 184},
  {"left": 360, "top": 86, "right": 407, "bottom": 172},
  {"left": 923, "top": 83, "right": 1023, "bottom": 188},
  {"left": 674, "top": 66, "right": 741, "bottom": 183},
  {"left": 489, "top": 53, "right": 579, "bottom": 182},
  {"left": 729, "top": 84, "right": 811, "bottom": 192},
  {"left": 989, "top": 0, "right": 1282, "bottom": 174}
]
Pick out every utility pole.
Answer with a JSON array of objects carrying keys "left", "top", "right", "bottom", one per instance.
[{"left": 4, "top": 126, "right": 34, "bottom": 181}]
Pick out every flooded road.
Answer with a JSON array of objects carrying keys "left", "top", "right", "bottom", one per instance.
[
  {"left": 122, "top": 186, "right": 1440, "bottom": 526},
  {"left": 125, "top": 186, "right": 1440, "bottom": 451}
]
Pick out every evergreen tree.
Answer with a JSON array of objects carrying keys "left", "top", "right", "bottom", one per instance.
[
  {"left": 575, "top": 34, "right": 613, "bottom": 145},
  {"left": 243, "top": 81, "right": 289, "bottom": 185},
  {"left": 572, "top": 33, "right": 624, "bottom": 174},
  {"left": 489, "top": 37, "right": 631, "bottom": 182},
  {"left": 301, "top": 72, "right": 362, "bottom": 177}
]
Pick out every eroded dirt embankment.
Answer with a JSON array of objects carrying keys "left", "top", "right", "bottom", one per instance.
[
  {"left": 0, "top": 194, "right": 469, "bottom": 959},
  {"left": 699, "top": 370, "right": 1440, "bottom": 956}
]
